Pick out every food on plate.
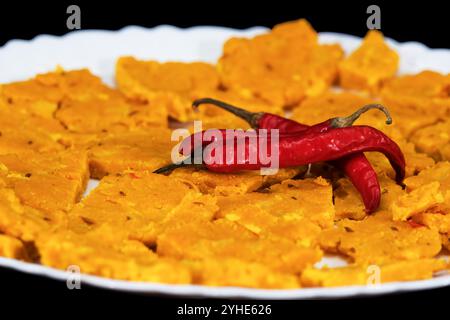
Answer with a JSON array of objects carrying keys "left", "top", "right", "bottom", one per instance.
[
  {"left": 190, "top": 97, "right": 391, "bottom": 213},
  {"left": 116, "top": 57, "right": 219, "bottom": 121},
  {"left": 333, "top": 172, "right": 405, "bottom": 220},
  {"left": 410, "top": 120, "right": 450, "bottom": 161},
  {"left": 36, "top": 225, "right": 192, "bottom": 283},
  {"left": 0, "top": 150, "right": 89, "bottom": 213},
  {"left": 0, "top": 102, "right": 64, "bottom": 154},
  {"left": 85, "top": 128, "right": 176, "bottom": 178},
  {"left": 55, "top": 94, "right": 167, "bottom": 133},
  {"left": 215, "top": 178, "right": 335, "bottom": 231},
  {"left": 217, "top": 19, "right": 343, "bottom": 107},
  {"left": 0, "top": 69, "right": 113, "bottom": 114},
  {"left": 0, "top": 187, "right": 61, "bottom": 242},
  {"left": 0, "top": 18, "right": 448, "bottom": 289},
  {"left": 168, "top": 166, "right": 303, "bottom": 196},
  {"left": 0, "top": 233, "right": 29, "bottom": 261},
  {"left": 157, "top": 219, "right": 323, "bottom": 274},
  {"left": 67, "top": 171, "right": 217, "bottom": 244},
  {"left": 301, "top": 259, "right": 447, "bottom": 287},
  {"left": 338, "top": 30, "right": 399, "bottom": 93},
  {"left": 380, "top": 71, "right": 450, "bottom": 137},
  {"left": 318, "top": 211, "right": 442, "bottom": 264},
  {"left": 395, "top": 162, "right": 450, "bottom": 240},
  {"left": 185, "top": 258, "right": 299, "bottom": 288},
  {"left": 391, "top": 182, "right": 444, "bottom": 221}
]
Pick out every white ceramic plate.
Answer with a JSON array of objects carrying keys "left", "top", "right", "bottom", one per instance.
[{"left": 1, "top": 25, "right": 449, "bottom": 299}]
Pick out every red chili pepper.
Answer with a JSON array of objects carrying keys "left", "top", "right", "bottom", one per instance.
[
  {"left": 154, "top": 100, "right": 404, "bottom": 213},
  {"left": 199, "top": 126, "right": 405, "bottom": 185},
  {"left": 335, "top": 154, "right": 381, "bottom": 212},
  {"left": 190, "top": 99, "right": 394, "bottom": 212},
  {"left": 158, "top": 125, "right": 404, "bottom": 177}
]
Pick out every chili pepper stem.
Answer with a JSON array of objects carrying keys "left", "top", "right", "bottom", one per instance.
[
  {"left": 154, "top": 149, "right": 205, "bottom": 174},
  {"left": 194, "top": 98, "right": 392, "bottom": 130},
  {"left": 192, "top": 98, "right": 264, "bottom": 128},
  {"left": 153, "top": 162, "right": 187, "bottom": 174},
  {"left": 154, "top": 162, "right": 206, "bottom": 174},
  {"left": 330, "top": 104, "right": 392, "bottom": 128}
]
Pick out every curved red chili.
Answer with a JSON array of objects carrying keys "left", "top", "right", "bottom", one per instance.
[
  {"left": 155, "top": 101, "right": 403, "bottom": 213},
  {"left": 202, "top": 126, "right": 405, "bottom": 184},
  {"left": 192, "top": 98, "right": 393, "bottom": 212},
  {"left": 333, "top": 154, "right": 381, "bottom": 211}
]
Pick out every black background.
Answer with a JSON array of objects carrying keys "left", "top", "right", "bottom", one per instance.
[
  {"left": 0, "top": 0, "right": 449, "bottom": 315},
  {"left": 0, "top": 1, "right": 449, "bottom": 48}
]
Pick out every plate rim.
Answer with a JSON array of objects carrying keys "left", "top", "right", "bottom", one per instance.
[
  {"left": 1, "top": 24, "right": 450, "bottom": 299},
  {"left": 1, "top": 256, "right": 449, "bottom": 299}
]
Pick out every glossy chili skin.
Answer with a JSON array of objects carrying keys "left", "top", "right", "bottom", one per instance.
[
  {"left": 334, "top": 154, "right": 381, "bottom": 211},
  {"left": 179, "top": 119, "right": 336, "bottom": 156},
  {"left": 200, "top": 126, "right": 405, "bottom": 184},
  {"left": 178, "top": 126, "right": 404, "bottom": 179}
]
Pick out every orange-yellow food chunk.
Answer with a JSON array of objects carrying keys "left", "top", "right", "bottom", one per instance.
[
  {"left": 116, "top": 56, "right": 219, "bottom": 121},
  {"left": 403, "top": 161, "right": 450, "bottom": 213},
  {"left": 380, "top": 71, "right": 450, "bottom": 136},
  {"left": 413, "top": 211, "right": 450, "bottom": 234},
  {"left": 55, "top": 95, "right": 167, "bottom": 133},
  {"left": 0, "top": 104, "right": 63, "bottom": 154},
  {"left": 410, "top": 120, "right": 450, "bottom": 161},
  {"left": 86, "top": 128, "right": 176, "bottom": 178},
  {"left": 391, "top": 182, "right": 444, "bottom": 221},
  {"left": 185, "top": 258, "right": 300, "bottom": 289},
  {"left": 168, "top": 167, "right": 303, "bottom": 196},
  {"left": 366, "top": 141, "right": 435, "bottom": 179},
  {"left": 301, "top": 259, "right": 447, "bottom": 287},
  {"left": 2, "top": 68, "right": 166, "bottom": 135},
  {"left": 216, "top": 203, "right": 321, "bottom": 247},
  {"left": 218, "top": 19, "right": 343, "bottom": 107},
  {"left": 319, "top": 211, "right": 442, "bottom": 264},
  {"left": 0, "top": 188, "right": 60, "bottom": 242},
  {"left": 404, "top": 161, "right": 450, "bottom": 192},
  {"left": 339, "top": 31, "right": 399, "bottom": 93},
  {"left": 0, "top": 234, "right": 29, "bottom": 260},
  {"left": 0, "top": 69, "right": 111, "bottom": 114},
  {"left": 216, "top": 178, "right": 334, "bottom": 230},
  {"left": 291, "top": 92, "right": 389, "bottom": 129},
  {"left": 36, "top": 226, "right": 191, "bottom": 283},
  {"left": 400, "top": 162, "right": 450, "bottom": 230},
  {"left": 0, "top": 97, "right": 65, "bottom": 132},
  {"left": 68, "top": 171, "right": 217, "bottom": 244},
  {"left": 0, "top": 150, "right": 89, "bottom": 213},
  {"left": 381, "top": 71, "right": 450, "bottom": 115},
  {"left": 157, "top": 219, "right": 322, "bottom": 274}
]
